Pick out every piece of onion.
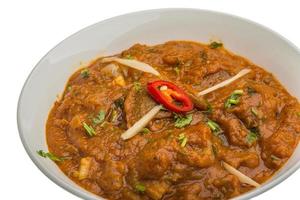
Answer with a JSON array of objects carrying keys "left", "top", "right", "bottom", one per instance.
[
  {"left": 198, "top": 69, "right": 251, "bottom": 96},
  {"left": 101, "top": 63, "right": 120, "bottom": 77},
  {"left": 78, "top": 157, "right": 92, "bottom": 180},
  {"left": 121, "top": 105, "right": 162, "bottom": 140},
  {"left": 222, "top": 161, "right": 260, "bottom": 187},
  {"left": 101, "top": 57, "right": 160, "bottom": 76}
]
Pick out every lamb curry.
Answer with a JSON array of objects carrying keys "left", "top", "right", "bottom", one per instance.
[{"left": 43, "top": 41, "right": 300, "bottom": 200}]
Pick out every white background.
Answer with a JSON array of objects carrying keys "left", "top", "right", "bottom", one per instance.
[{"left": 1, "top": 0, "right": 299, "bottom": 199}]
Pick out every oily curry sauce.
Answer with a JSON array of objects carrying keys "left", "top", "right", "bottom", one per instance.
[{"left": 46, "top": 41, "right": 300, "bottom": 200}]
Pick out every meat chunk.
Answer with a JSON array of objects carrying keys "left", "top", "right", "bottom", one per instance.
[
  {"left": 212, "top": 110, "right": 252, "bottom": 148},
  {"left": 144, "top": 181, "right": 170, "bottom": 200},
  {"left": 195, "top": 70, "right": 231, "bottom": 92},
  {"left": 135, "top": 139, "right": 176, "bottom": 180},
  {"left": 262, "top": 104, "right": 300, "bottom": 168},
  {"left": 220, "top": 148, "right": 259, "bottom": 168},
  {"left": 97, "top": 160, "right": 125, "bottom": 192},
  {"left": 230, "top": 82, "right": 283, "bottom": 129},
  {"left": 161, "top": 41, "right": 199, "bottom": 65},
  {"left": 177, "top": 124, "right": 215, "bottom": 168},
  {"left": 67, "top": 114, "right": 88, "bottom": 152},
  {"left": 135, "top": 123, "right": 215, "bottom": 181},
  {"left": 124, "top": 83, "right": 156, "bottom": 128},
  {"left": 124, "top": 75, "right": 173, "bottom": 129},
  {"left": 213, "top": 174, "right": 241, "bottom": 198}
]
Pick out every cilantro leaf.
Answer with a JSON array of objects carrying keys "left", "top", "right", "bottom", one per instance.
[
  {"left": 178, "top": 133, "right": 188, "bottom": 147},
  {"left": 37, "top": 150, "right": 66, "bottom": 162},
  {"left": 93, "top": 110, "right": 105, "bottom": 125},
  {"left": 209, "top": 41, "right": 223, "bottom": 49},
  {"left": 174, "top": 114, "right": 193, "bottom": 128},
  {"left": 135, "top": 183, "right": 146, "bottom": 192},
  {"left": 80, "top": 69, "right": 90, "bottom": 78},
  {"left": 83, "top": 122, "right": 96, "bottom": 136},
  {"left": 133, "top": 82, "right": 142, "bottom": 92}
]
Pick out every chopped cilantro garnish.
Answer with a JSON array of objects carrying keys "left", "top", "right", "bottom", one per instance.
[
  {"left": 37, "top": 150, "right": 66, "bottom": 162},
  {"left": 207, "top": 119, "right": 222, "bottom": 136},
  {"left": 178, "top": 133, "right": 188, "bottom": 147},
  {"left": 202, "top": 100, "right": 213, "bottom": 114},
  {"left": 133, "top": 82, "right": 142, "bottom": 92},
  {"left": 174, "top": 114, "right": 193, "bottom": 128},
  {"left": 246, "top": 128, "right": 260, "bottom": 145},
  {"left": 174, "top": 66, "right": 180, "bottom": 75},
  {"left": 110, "top": 110, "right": 119, "bottom": 123},
  {"left": 209, "top": 41, "right": 223, "bottom": 49},
  {"left": 225, "top": 90, "right": 243, "bottom": 109},
  {"left": 125, "top": 54, "right": 134, "bottom": 59},
  {"left": 251, "top": 107, "right": 258, "bottom": 117},
  {"left": 271, "top": 155, "right": 280, "bottom": 161},
  {"left": 92, "top": 110, "right": 105, "bottom": 125},
  {"left": 135, "top": 183, "right": 146, "bottom": 192},
  {"left": 83, "top": 122, "right": 96, "bottom": 136},
  {"left": 140, "top": 128, "right": 150, "bottom": 134},
  {"left": 212, "top": 145, "right": 218, "bottom": 156},
  {"left": 80, "top": 68, "right": 90, "bottom": 78}
]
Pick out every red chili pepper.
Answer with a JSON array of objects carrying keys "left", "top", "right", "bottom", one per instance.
[{"left": 147, "top": 80, "right": 194, "bottom": 113}]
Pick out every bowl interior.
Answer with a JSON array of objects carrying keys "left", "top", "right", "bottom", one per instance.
[{"left": 18, "top": 9, "right": 300, "bottom": 200}]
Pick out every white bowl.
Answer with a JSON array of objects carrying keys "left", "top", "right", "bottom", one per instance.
[{"left": 17, "top": 8, "right": 300, "bottom": 200}]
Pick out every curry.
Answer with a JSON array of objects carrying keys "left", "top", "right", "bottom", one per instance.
[{"left": 43, "top": 41, "right": 300, "bottom": 200}]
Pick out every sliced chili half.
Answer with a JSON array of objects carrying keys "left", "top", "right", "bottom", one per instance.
[{"left": 147, "top": 80, "right": 194, "bottom": 113}]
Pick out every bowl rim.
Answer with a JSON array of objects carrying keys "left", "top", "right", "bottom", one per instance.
[{"left": 17, "top": 8, "right": 300, "bottom": 200}]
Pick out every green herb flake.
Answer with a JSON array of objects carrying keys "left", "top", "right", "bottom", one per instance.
[
  {"left": 178, "top": 133, "right": 188, "bottom": 147},
  {"left": 233, "top": 90, "right": 243, "bottom": 95},
  {"left": 202, "top": 100, "right": 213, "bottom": 114},
  {"left": 80, "top": 68, "right": 90, "bottom": 79},
  {"left": 37, "top": 150, "right": 65, "bottom": 162},
  {"left": 174, "top": 114, "right": 193, "bottom": 128},
  {"left": 209, "top": 41, "right": 223, "bottom": 49},
  {"left": 67, "top": 85, "right": 72, "bottom": 91},
  {"left": 246, "top": 129, "right": 259, "bottom": 145},
  {"left": 125, "top": 54, "right": 134, "bottom": 59},
  {"left": 83, "top": 122, "right": 96, "bottom": 136},
  {"left": 225, "top": 90, "right": 244, "bottom": 109},
  {"left": 93, "top": 110, "right": 106, "bottom": 125},
  {"left": 135, "top": 183, "right": 146, "bottom": 192},
  {"left": 140, "top": 128, "right": 150, "bottom": 135},
  {"left": 297, "top": 112, "right": 300, "bottom": 117},
  {"left": 271, "top": 155, "right": 280, "bottom": 161},
  {"left": 133, "top": 82, "right": 142, "bottom": 92},
  {"left": 110, "top": 109, "right": 119, "bottom": 123},
  {"left": 212, "top": 145, "right": 218, "bottom": 156},
  {"left": 174, "top": 66, "right": 180, "bottom": 75},
  {"left": 207, "top": 119, "right": 222, "bottom": 136},
  {"left": 206, "top": 103, "right": 213, "bottom": 114},
  {"left": 251, "top": 107, "right": 258, "bottom": 117}
]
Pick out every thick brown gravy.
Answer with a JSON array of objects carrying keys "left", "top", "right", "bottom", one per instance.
[{"left": 46, "top": 41, "right": 300, "bottom": 199}]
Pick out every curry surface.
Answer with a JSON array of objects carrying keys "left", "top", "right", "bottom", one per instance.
[{"left": 46, "top": 41, "right": 300, "bottom": 200}]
